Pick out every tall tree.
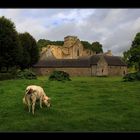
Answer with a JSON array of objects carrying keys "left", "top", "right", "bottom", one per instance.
[
  {"left": 37, "top": 39, "right": 64, "bottom": 50},
  {"left": 19, "top": 32, "right": 39, "bottom": 69},
  {"left": 91, "top": 41, "right": 103, "bottom": 54},
  {"left": 0, "top": 16, "right": 22, "bottom": 71},
  {"left": 123, "top": 32, "right": 140, "bottom": 71},
  {"left": 81, "top": 41, "right": 92, "bottom": 50}
]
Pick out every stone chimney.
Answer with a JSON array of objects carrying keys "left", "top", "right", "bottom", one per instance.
[{"left": 105, "top": 50, "right": 112, "bottom": 56}]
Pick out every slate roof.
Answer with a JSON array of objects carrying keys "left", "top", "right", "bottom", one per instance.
[
  {"left": 90, "top": 55, "right": 127, "bottom": 66},
  {"left": 33, "top": 58, "right": 91, "bottom": 68},
  {"left": 33, "top": 55, "right": 127, "bottom": 68}
]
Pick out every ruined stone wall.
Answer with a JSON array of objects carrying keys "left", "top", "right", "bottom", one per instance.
[
  {"left": 63, "top": 36, "right": 78, "bottom": 48},
  {"left": 33, "top": 67, "right": 91, "bottom": 77},
  {"left": 82, "top": 49, "right": 95, "bottom": 57},
  {"left": 40, "top": 36, "right": 96, "bottom": 60},
  {"left": 40, "top": 45, "right": 63, "bottom": 60},
  {"left": 72, "top": 40, "right": 83, "bottom": 59},
  {"left": 61, "top": 47, "right": 73, "bottom": 59},
  {"left": 50, "top": 45, "right": 63, "bottom": 59}
]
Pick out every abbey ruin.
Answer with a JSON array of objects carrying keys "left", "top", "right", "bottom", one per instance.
[
  {"left": 40, "top": 35, "right": 112, "bottom": 60},
  {"left": 33, "top": 36, "right": 127, "bottom": 77}
]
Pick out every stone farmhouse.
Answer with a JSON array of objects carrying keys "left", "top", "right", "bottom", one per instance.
[{"left": 33, "top": 36, "right": 127, "bottom": 77}]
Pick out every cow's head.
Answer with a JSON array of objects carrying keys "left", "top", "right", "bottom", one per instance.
[{"left": 43, "top": 96, "right": 51, "bottom": 107}]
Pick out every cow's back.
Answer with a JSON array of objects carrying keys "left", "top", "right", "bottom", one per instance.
[{"left": 26, "top": 85, "right": 46, "bottom": 97}]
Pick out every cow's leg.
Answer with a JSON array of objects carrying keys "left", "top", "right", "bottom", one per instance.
[
  {"left": 40, "top": 96, "right": 43, "bottom": 109},
  {"left": 26, "top": 97, "right": 31, "bottom": 113},
  {"left": 31, "top": 95, "right": 36, "bottom": 115},
  {"left": 32, "top": 102, "right": 35, "bottom": 115}
]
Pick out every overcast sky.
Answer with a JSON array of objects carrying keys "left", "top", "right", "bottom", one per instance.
[{"left": 0, "top": 9, "right": 140, "bottom": 56}]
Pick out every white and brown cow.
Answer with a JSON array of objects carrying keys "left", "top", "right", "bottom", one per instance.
[{"left": 23, "top": 85, "right": 51, "bottom": 115}]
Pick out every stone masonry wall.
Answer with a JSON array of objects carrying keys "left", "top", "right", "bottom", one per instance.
[
  {"left": 108, "top": 66, "right": 127, "bottom": 76},
  {"left": 33, "top": 67, "right": 91, "bottom": 77}
]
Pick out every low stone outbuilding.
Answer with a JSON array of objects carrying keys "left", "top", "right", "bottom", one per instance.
[{"left": 33, "top": 54, "right": 127, "bottom": 77}]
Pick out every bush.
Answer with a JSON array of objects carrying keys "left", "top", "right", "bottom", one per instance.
[
  {"left": 0, "top": 73, "right": 14, "bottom": 81},
  {"left": 136, "top": 72, "right": 140, "bottom": 80},
  {"left": 123, "top": 71, "right": 140, "bottom": 82},
  {"left": 15, "top": 69, "right": 37, "bottom": 79},
  {"left": 49, "top": 70, "right": 71, "bottom": 81}
]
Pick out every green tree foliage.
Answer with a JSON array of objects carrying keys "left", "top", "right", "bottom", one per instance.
[
  {"left": 19, "top": 32, "right": 39, "bottom": 69},
  {"left": 91, "top": 41, "right": 103, "bottom": 54},
  {"left": 37, "top": 39, "right": 64, "bottom": 50},
  {"left": 123, "top": 50, "right": 132, "bottom": 68},
  {"left": 123, "top": 71, "right": 140, "bottom": 82},
  {"left": 81, "top": 41, "right": 92, "bottom": 50},
  {"left": 123, "top": 32, "right": 140, "bottom": 71},
  {"left": 81, "top": 41, "right": 103, "bottom": 54},
  {"left": 0, "top": 16, "right": 22, "bottom": 71},
  {"left": 38, "top": 39, "right": 103, "bottom": 54}
]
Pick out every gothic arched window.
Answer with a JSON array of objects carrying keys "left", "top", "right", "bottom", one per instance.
[{"left": 77, "top": 49, "right": 79, "bottom": 56}]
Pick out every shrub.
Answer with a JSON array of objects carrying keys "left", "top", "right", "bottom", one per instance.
[
  {"left": 0, "top": 73, "right": 14, "bottom": 81},
  {"left": 49, "top": 70, "right": 71, "bottom": 81},
  {"left": 15, "top": 69, "right": 37, "bottom": 79},
  {"left": 123, "top": 72, "right": 140, "bottom": 82},
  {"left": 136, "top": 72, "right": 140, "bottom": 80}
]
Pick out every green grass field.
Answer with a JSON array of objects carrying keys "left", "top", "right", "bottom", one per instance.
[{"left": 0, "top": 76, "right": 140, "bottom": 132}]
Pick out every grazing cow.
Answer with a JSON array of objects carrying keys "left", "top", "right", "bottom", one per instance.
[{"left": 23, "top": 85, "right": 51, "bottom": 115}]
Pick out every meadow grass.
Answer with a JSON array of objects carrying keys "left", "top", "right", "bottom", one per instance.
[{"left": 0, "top": 76, "right": 140, "bottom": 132}]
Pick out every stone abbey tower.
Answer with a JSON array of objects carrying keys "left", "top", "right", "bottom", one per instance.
[{"left": 40, "top": 36, "right": 97, "bottom": 60}]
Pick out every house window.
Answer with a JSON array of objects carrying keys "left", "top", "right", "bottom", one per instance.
[
  {"left": 77, "top": 49, "right": 79, "bottom": 56},
  {"left": 102, "top": 69, "right": 104, "bottom": 73}
]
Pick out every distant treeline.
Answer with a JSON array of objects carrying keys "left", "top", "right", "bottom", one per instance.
[
  {"left": 37, "top": 39, "right": 103, "bottom": 53},
  {"left": 37, "top": 39, "right": 64, "bottom": 50}
]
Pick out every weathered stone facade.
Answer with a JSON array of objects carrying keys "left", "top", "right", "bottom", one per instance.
[
  {"left": 33, "top": 55, "right": 127, "bottom": 77},
  {"left": 40, "top": 36, "right": 95, "bottom": 60},
  {"left": 33, "top": 67, "right": 92, "bottom": 77},
  {"left": 34, "top": 35, "right": 127, "bottom": 77}
]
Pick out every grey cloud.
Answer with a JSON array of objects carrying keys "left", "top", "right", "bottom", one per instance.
[{"left": 0, "top": 9, "right": 140, "bottom": 56}]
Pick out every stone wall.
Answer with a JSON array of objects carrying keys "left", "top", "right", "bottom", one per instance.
[
  {"left": 63, "top": 36, "right": 78, "bottom": 48},
  {"left": 96, "top": 56, "right": 109, "bottom": 76},
  {"left": 40, "top": 45, "right": 63, "bottom": 60},
  {"left": 91, "top": 65, "right": 97, "bottom": 76},
  {"left": 33, "top": 67, "right": 91, "bottom": 77},
  {"left": 108, "top": 66, "right": 127, "bottom": 76},
  {"left": 82, "top": 49, "right": 95, "bottom": 57},
  {"left": 40, "top": 36, "right": 96, "bottom": 60},
  {"left": 33, "top": 65, "right": 127, "bottom": 77},
  {"left": 72, "top": 40, "right": 84, "bottom": 59}
]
